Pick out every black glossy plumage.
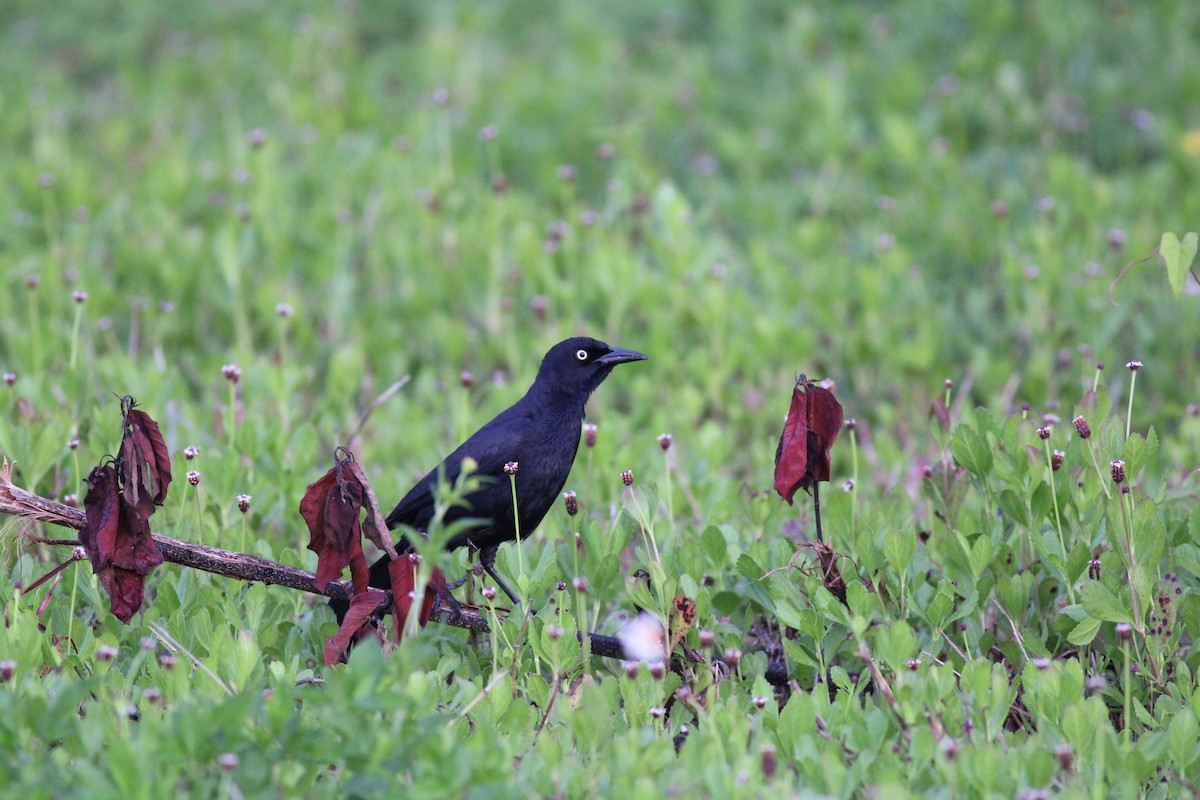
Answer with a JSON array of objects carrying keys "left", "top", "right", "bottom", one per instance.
[{"left": 331, "top": 337, "right": 646, "bottom": 623}]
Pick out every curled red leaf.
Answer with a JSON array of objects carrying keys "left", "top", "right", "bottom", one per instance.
[
  {"left": 773, "top": 375, "right": 844, "bottom": 504},
  {"left": 119, "top": 397, "right": 172, "bottom": 513},
  {"left": 79, "top": 462, "right": 163, "bottom": 622},
  {"left": 388, "top": 554, "right": 446, "bottom": 639},
  {"left": 323, "top": 589, "right": 387, "bottom": 666},
  {"left": 301, "top": 450, "right": 370, "bottom": 592}
]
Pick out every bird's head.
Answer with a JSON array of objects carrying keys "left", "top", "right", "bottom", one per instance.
[{"left": 535, "top": 337, "right": 648, "bottom": 398}]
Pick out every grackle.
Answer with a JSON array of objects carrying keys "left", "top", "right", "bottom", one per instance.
[{"left": 331, "top": 337, "right": 646, "bottom": 624}]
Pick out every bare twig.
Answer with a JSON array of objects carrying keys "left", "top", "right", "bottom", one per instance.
[
  {"left": 1108, "top": 246, "right": 1160, "bottom": 306},
  {"left": 857, "top": 641, "right": 912, "bottom": 740},
  {"left": 344, "top": 375, "right": 410, "bottom": 443}
]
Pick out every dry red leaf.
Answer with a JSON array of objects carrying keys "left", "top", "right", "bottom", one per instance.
[
  {"left": 322, "top": 589, "right": 387, "bottom": 666},
  {"left": 301, "top": 450, "right": 371, "bottom": 592},
  {"left": 98, "top": 566, "right": 149, "bottom": 624},
  {"left": 344, "top": 459, "right": 399, "bottom": 560},
  {"left": 79, "top": 462, "right": 164, "bottom": 623},
  {"left": 388, "top": 554, "right": 446, "bottom": 639},
  {"left": 773, "top": 375, "right": 844, "bottom": 504},
  {"left": 118, "top": 396, "right": 172, "bottom": 515}
]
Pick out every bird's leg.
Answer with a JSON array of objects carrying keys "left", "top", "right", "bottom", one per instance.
[
  {"left": 479, "top": 545, "right": 522, "bottom": 606},
  {"left": 446, "top": 560, "right": 484, "bottom": 590},
  {"left": 812, "top": 482, "right": 823, "bottom": 543}
]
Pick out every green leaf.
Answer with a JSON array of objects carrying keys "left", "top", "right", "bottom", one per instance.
[
  {"left": 997, "top": 489, "right": 1031, "bottom": 529},
  {"left": 1161, "top": 231, "right": 1198, "bottom": 299},
  {"left": 1132, "top": 499, "right": 1166, "bottom": 578},
  {"left": 1121, "top": 429, "right": 1158, "bottom": 479},
  {"left": 1067, "top": 616, "right": 1102, "bottom": 646},
  {"left": 969, "top": 534, "right": 994, "bottom": 581},
  {"left": 699, "top": 525, "right": 727, "bottom": 566},
  {"left": 883, "top": 528, "right": 916, "bottom": 577},
  {"left": 1168, "top": 708, "right": 1199, "bottom": 770},
  {"left": 951, "top": 424, "right": 993, "bottom": 478},
  {"left": 923, "top": 584, "right": 954, "bottom": 629},
  {"left": 782, "top": 638, "right": 818, "bottom": 671},
  {"left": 1080, "top": 581, "right": 1132, "bottom": 623},
  {"left": 1029, "top": 482, "right": 1053, "bottom": 527}
]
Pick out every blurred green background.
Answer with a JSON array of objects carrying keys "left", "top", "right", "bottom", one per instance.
[{"left": 2, "top": 1, "right": 1197, "bottom": 504}]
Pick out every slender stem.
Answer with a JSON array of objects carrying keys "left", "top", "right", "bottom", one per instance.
[
  {"left": 662, "top": 449, "right": 675, "bottom": 538},
  {"left": 68, "top": 558, "right": 79, "bottom": 646},
  {"left": 850, "top": 428, "right": 859, "bottom": 535},
  {"left": 628, "top": 486, "right": 660, "bottom": 564},
  {"left": 69, "top": 303, "right": 84, "bottom": 371},
  {"left": 1044, "top": 439, "right": 1075, "bottom": 603},
  {"left": 193, "top": 485, "right": 204, "bottom": 545},
  {"left": 1125, "top": 371, "right": 1137, "bottom": 440},
  {"left": 1086, "top": 441, "right": 1112, "bottom": 500},
  {"left": 1122, "top": 637, "right": 1132, "bottom": 745},
  {"left": 812, "top": 483, "right": 823, "bottom": 544},
  {"left": 509, "top": 473, "right": 523, "bottom": 577},
  {"left": 571, "top": 524, "right": 590, "bottom": 675},
  {"left": 1117, "top": 491, "right": 1142, "bottom": 635},
  {"left": 228, "top": 382, "right": 237, "bottom": 451}
]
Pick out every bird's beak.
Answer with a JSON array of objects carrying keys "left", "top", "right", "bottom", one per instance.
[{"left": 596, "top": 347, "right": 649, "bottom": 366}]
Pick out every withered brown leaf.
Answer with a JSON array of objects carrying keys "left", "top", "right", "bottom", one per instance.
[
  {"left": 773, "top": 375, "right": 844, "bottom": 504},
  {"left": 322, "top": 589, "right": 387, "bottom": 666},
  {"left": 300, "top": 450, "right": 369, "bottom": 592}
]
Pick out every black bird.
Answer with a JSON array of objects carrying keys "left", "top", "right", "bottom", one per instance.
[{"left": 331, "top": 337, "right": 647, "bottom": 624}]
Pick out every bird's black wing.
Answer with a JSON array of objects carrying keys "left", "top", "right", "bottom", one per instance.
[{"left": 384, "top": 407, "right": 528, "bottom": 530}]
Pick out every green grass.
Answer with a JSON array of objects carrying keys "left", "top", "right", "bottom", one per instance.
[{"left": 2, "top": 0, "right": 1200, "bottom": 796}]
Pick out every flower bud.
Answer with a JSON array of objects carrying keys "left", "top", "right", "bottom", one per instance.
[
  {"left": 621, "top": 469, "right": 634, "bottom": 487},
  {"left": 1072, "top": 416, "right": 1091, "bottom": 439},
  {"left": 1051, "top": 450, "right": 1064, "bottom": 471},
  {"left": 563, "top": 491, "right": 578, "bottom": 516},
  {"left": 761, "top": 744, "right": 777, "bottom": 779},
  {"left": 1110, "top": 460, "right": 1126, "bottom": 484},
  {"left": 583, "top": 423, "right": 597, "bottom": 447},
  {"left": 237, "top": 494, "right": 251, "bottom": 513},
  {"left": 1037, "top": 425, "right": 1051, "bottom": 440},
  {"left": 1055, "top": 743, "right": 1074, "bottom": 772}
]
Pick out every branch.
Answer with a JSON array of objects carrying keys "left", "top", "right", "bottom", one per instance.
[
  {"left": 0, "top": 465, "right": 647, "bottom": 665},
  {"left": 1, "top": 463, "right": 786, "bottom": 683}
]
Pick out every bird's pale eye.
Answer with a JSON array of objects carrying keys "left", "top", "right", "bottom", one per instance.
[{"left": 575, "top": 349, "right": 589, "bottom": 361}]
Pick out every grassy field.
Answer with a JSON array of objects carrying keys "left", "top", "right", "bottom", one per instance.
[{"left": 2, "top": 1, "right": 1200, "bottom": 796}]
